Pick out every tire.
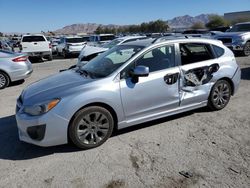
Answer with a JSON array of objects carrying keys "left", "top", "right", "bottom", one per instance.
[
  {"left": 0, "top": 71, "right": 10, "bottom": 89},
  {"left": 62, "top": 50, "right": 69, "bottom": 58},
  {"left": 47, "top": 54, "right": 53, "bottom": 61},
  {"left": 243, "top": 41, "right": 250, "bottom": 56},
  {"left": 69, "top": 106, "right": 114, "bottom": 149},
  {"left": 208, "top": 80, "right": 232, "bottom": 110}
]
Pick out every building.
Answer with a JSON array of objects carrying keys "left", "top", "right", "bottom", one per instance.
[{"left": 224, "top": 11, "right": 250, "bottom": 22}]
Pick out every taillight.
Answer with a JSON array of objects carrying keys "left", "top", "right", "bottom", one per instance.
[
  {"left": 12, "top": 56, "right": 28, "bottom": 62},
  {"left": 49, "top": 43, "right": 52, "bottom": 48}
]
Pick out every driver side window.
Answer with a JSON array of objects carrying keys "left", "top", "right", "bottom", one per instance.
[
  {"left": 120, "top": 44, "right": 175, "bottom": 79},
  {"left": 136, "top": 45, "right": 175, "bottom": 72}
]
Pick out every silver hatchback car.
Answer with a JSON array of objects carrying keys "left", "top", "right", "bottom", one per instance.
[
  {"left": 16, "top": 38, "right": 241, "bottom": 149},
  {"left": 0, "top": 50, "right": 33, "bottom": 89}
]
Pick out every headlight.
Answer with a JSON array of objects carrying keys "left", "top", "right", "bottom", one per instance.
[{"left": 23, "top": 99, "right": 60, "bottom": 116}]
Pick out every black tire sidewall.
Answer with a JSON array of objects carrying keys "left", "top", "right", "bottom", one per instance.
[
  {"left": 69, "top": 106, "right": 114, "bottom": 149},
  {"left": 208, "top": 80, "right": 232, "bottom": 110},
  {"left": 0, "top": 71, "right": 10, "bottom": 89}
]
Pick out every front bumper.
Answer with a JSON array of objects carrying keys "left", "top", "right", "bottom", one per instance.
[
  {"left": 225, "top": 44, "right": 244, "bottom": 51},
  {"left": 15, "top": 107, "right": 69, "bottom": 147}
]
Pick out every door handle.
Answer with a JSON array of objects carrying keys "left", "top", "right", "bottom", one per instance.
[{"left": 164, "top": 73, "right": 179, "bottom": 85}]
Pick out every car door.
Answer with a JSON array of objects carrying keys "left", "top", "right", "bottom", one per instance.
[
  {"left": 119, "top": 44, "right": 181, "bottom": 122},
  {"left": 177, "top": 42, "right": 219, "bottom": 106}
]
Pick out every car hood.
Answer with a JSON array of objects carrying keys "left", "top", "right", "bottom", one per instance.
[
  {"left": 79, "top": 45, "right": 108, "bottom": 57},
  {"left": 216, "top": 32, "right": 250, "bottom": 37},
  {"left": 21, "top": 70, "right": 95, "bottom": 105}
]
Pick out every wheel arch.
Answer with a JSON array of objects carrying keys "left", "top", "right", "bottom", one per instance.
[
  {"left": 217, "top": 77, "right": 235, "bottom": 95},
  {"left": 0, "top": 69, "right": 11, "bottom": 82},
  {"left": 67, "top": 102, "right": 118, "bottom": 142}
]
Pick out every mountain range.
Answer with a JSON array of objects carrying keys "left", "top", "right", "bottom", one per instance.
[{"left": 54, "top": 14, "right": 211, "bottom": 34}]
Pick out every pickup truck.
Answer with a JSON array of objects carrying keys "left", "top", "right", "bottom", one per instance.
[
  {"left": 20, "top": 34, "right": 52, "bottom": 60},
  {"left": 215, "top": 22, "right": 250, "bottom": 56}
]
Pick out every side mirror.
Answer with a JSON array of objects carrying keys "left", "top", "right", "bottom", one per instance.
[
  {"left": 131, "top": 66, "right": 149, "bottom": 77},
  {"left": 130, "top": 66, "right": 149, "bottom": 83}
]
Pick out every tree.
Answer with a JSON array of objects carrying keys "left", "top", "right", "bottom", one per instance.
[
  {"left": 191, "top": 22, "right": 205, "bottom": 29},
  {"left": 0, "top": 32, "right": 3, "bottom": 37},
  {"left": 206, "top": 15, "right": 229, "bottom": 29}
]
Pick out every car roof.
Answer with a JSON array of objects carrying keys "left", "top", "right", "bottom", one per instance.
[
  {"left": 120, "top": 38, "right": 155, "bottom": 47},
  {"left": 118, "top": 36, "right": 146, "bottom": 41},
  {"left": 235, "top": 22, "right": 250, "bottom": 25},
  {"left": 121, "top": 37, "right": 222, "bottom": 47},
  {"left": 63, "top": 36, "right": 83, "bottom": 39},
  {"left": 22, "top": 34, "right": 45, "bottom": 37}
]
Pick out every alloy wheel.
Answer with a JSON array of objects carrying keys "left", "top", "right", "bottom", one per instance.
[
  {"left": 0, "top": 73, "right": 7, "bottom": 89},
  {"left": 244, "top": 42, "right": 250, "bottom": 56},
  {"left": 76, "top": 112, "right": 110, "bottom": 145},
  {"left": 212, "top": 82, "right": 231, "bottom": 109}
]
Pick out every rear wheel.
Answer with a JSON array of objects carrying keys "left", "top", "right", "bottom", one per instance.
[
  {"left": 0, "top": 71, "right": 10, "bottom": 89},
  {"left": 243, "top": 41, "right": 250, "bottom": 56},
  {"left": 62, "top": 50, "right": 69, "bottom": 58},
  {"left": 47, "top": 54, "right": 53, "bottom": 61},
  {"left": 69, "top": 106, "right": 114, "bottom": 149},
  {"left": 208, "top": 80, "right": 232, "bottom": 110}
]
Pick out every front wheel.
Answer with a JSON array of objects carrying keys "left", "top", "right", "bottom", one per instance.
[
  {"left": 243, "top": 42, "right": 250, "bottom": 56},
  {"left": 208, "top": 80, "right": 232, "bottom": 110},
  {"left": 69, "top": 106, "right": 114, "bottom": 149},
  {"left": 0, "top": 71, "right": 10, "bottom": 89}
]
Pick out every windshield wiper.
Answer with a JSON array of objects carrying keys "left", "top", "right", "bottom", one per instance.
[{"left": 76, "top": 69, "right": 93, "bottom": 78}]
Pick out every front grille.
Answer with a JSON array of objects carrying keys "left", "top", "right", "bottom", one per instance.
[{"left": 218, "top": 38, "right": 232, "bottom": 44}]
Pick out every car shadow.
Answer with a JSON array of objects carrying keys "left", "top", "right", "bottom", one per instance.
[
  {"left": 241, "top": 67, "right": 250, "bottom": 80},
  {"left": 0, "top": 110, "right": 195, "bottom": 161},
  {"left": 7, "top": 79, "right": 25, "bottom": 88},
  {"left": 0, "top": 115, "right": 80, "bottom": 160}
]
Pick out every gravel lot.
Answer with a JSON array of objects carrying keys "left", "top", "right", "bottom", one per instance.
[{"left": 0, "top": 56, "right": 249, "bottom": 188}]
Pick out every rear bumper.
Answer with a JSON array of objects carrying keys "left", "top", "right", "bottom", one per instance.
[
  {"left": 232, "top": 66, "right": 241, "bottom": 95},
  {"left": 26, "top": 51, "right": 52, "bottom": 57},
  {"left": 9, "top": 61, "right": 33, "bottom": 81}
]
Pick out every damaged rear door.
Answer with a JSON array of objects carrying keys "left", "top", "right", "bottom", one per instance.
[{"left": 177, "top": 42, "right": 220, "bottom": 106}]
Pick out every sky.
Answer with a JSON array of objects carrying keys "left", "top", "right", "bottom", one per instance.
[{"left": 0, "top": 0, "right": 249, "bottom": 33}]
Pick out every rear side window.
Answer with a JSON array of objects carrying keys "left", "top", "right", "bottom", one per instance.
[
  {"left": 212, "top": 45, "right": 225, "bottom": 57},
  {"left": 22, "top": 36, "right": 46, "bottom": 42},
  {"left": 180, "top": 43, "right": 214, "bottom": 65}
]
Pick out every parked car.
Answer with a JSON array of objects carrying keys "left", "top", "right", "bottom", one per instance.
[
  {"left": 16, "top": 38, "right": 241, "bottom": 149},
  {"left": 19, "top": 34, "right": 52, "bottom": 61},
  {"left": 0, "top": 40, "right": 13, "bottom": 51},
  {"left": 214, "top": 22, "right": 250, "bottom": 56},
  {"left": 56, "top": 36, "right": 88, "bottom": 58},
  {"left": 0, "top": 50, "right": 32, "bottom": 89},
  {"left": 50, "top": 38, "right": 60, "bottom": 54},
  {"left": 89, "top": 34, "right": 115, "bottom": 44},
  {"left": 77, "top": 36, "right": 147, "bottom": 66}
]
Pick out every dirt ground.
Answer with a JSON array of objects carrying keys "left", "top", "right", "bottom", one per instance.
[{"left": 0, "top": 56, "right": 249, "bottom": 188}]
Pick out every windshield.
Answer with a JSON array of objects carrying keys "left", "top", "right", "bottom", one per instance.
[
  {"left": 227, "top": 24, "right": 250, "bottom": 32},
  {"left": 102, "top": 39, "right": 122, "bottom": 49},
  {"left": 66, "top": 38, "right": 87, "bottom": 43},
  {"left": 80, "top": 45, "right": 143, "bottom": 78}
]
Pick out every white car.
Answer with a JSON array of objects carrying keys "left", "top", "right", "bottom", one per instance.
[
  {"left": 77, "top": 36, "right": 147, "bottom": 66},
  {"left": 20, "top": 34, "right": 52, "bottom": 61},
  {"left": 56, "top": 36, "right": 88, "bottom": 58}
]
